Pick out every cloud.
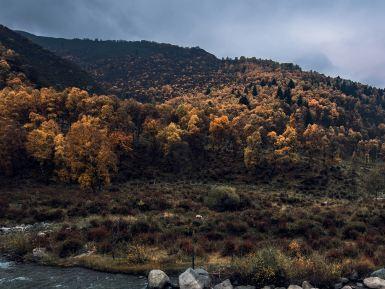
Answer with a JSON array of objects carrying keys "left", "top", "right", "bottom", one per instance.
[{"left": 1, "top": 0, "right": 384, "bottom": 87}]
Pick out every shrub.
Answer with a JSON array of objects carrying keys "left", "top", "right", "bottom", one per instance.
[
  {"left": 343, "top": 222, "right": 366, "bottom": 239},
  {"left": 225, "top": 220, "right": 249, "bottom": 235},
  {"left": 87, "top": 226, "right": 110, "bottom": 242},
  {"left": 364, "top": 168, "right": 385, "bottom": 196},
  {"left": 230, "top": 247, "right": 341, "bottom": 287},
  {"left": 284, "top": 253, "right": 341, "bottom": 286},
  {"left": 59, "top": 239, "right": 83, "bottom": 258},
  {"left": 127, "top": 244, "right": 150, "bottom": 264},
  {"left": 56, "top": 226, "right": 82, "bottom": 241},
  {"left": 204, "top": 185, "right": 240, "bottom": 211},
  {"left": 97, "top": 241, "right": 112, "bottom": 254},
  {"left": 373, "top": 246, "right": 385, "bottom": 264},
  {"left": 222, "top": 239, "right": 237, "bottom": 256},
  {"left": 179, "top": 238, "right": 193, "bottom": 254},
  {"left": 341, "top": 257, "right": 375, "bottom": 277},
  {"left": 0, "top": 233, "right": 32, "bottom": 258},
  {"left": 130, "top": 218, "right": 160, "bottom": 235},
  {"left": 237, "top": 240, "right": 255, "bottom": 256},
  {"left": 230, "top": 248, "right": 285, "bottom": 287}
]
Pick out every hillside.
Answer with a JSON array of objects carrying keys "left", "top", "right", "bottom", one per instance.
[
  {"left": 0, "top": 26, "right": 95, "bottom": 90},
  {"left": 1, "top": 38, "right": 385, "bottom": 194},
  {"left": 18, "top": 30, "right": 232, "bottom": 101},
  {"left": 0, "top": 25, "right": 384, "bottom": 190}
]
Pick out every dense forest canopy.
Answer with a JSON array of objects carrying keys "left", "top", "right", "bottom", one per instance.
[{"left": 1, "top": 25, "right": 385, "bottom": 192}]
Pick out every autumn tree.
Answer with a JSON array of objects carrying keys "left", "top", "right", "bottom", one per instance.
[
  {"left": 209, "top": 115, "right": 233, "bottom": 151},
  {"left": 26, "top": 119, "right": 60, "bottom": 178},
  {"left": 302, "top": 124, "right": 331, "bottom": 167},
  {"left": 55, "top": 115, "right": 117, "bottom": 190},
  {"left": 156, "top": 122, "right": 189, "bottom": 171},
  {"left": 244, "top": 130, "right": 262, "bottom": 169}
]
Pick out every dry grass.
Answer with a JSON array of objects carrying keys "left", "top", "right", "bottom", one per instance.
[{"left": 0, "top": 179, "right": 384, "bottom": 285}]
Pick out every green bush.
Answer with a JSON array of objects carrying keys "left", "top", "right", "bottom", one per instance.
[{"left": 204, "top": 185, "right": 240, "bottom": 211}]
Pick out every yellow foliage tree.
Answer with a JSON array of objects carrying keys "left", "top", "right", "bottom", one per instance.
[
  {"left": 209, "top": 115, "right": 233, "bottom": 150},
  {"left": 26, "top": 119, "right": 60, "bottom": 176},
  {"left": 56, "top": 115, "right": 117, "bottom": 190},
  {"left": 156, "top": 122, "right": 183, "bottom": 155},
  {"left": 244, "top": 130, "right": 262, "bottom": 169}
]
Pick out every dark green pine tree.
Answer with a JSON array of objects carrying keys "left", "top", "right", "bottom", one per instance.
[
  {"left": 305, "top": 109, "right": 314, "bottom": 126},
  {"left": 288, "top": 79, "right": 296, "bottom": 89},
  {"left": 252, "top": 85, "right": 258, "bottom": 97},
  {"left": 244, "top": 86, "right": 249, "bottom": 94},
  {"left": 284, "top": 88, "right": 292, "bottom": 104},
  {"left": 239, "top": 95, "right": 250, "bottom": 108},
  {"left": 276, "top": 86, "right": 284, "bottom": 100},
  {"left": 297, "top": 95, "right": 303, "bottom": 106},
  {"left": 205, "top": 86, "right": 211, "bottom": 95}
]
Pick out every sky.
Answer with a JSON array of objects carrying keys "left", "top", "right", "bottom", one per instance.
[{"left": 1, "top": 0, "right": 385, "bottom": 88}]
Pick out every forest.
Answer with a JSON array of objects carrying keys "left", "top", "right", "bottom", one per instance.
[{"left": 2, "top": 34, "right": 385, "bottom": 192}]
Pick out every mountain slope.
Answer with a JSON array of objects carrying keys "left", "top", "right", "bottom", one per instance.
[
  {"left": 0, "top": 25, "right": 95, "bottom": 90},
  {"left": 18, "top": 30, "right": 229, "bottom": 101},
  {"left": 1, "top": 26, "right": 385, "bottom": 190}
]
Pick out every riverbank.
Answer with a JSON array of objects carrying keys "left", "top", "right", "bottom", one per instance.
[
  {"left": 0, "top": 258, "right": 148, "bottom": 289},
  {"left": 1, "top": 180, "right": 385, "bottom": 287},
  {"left": 3, "top": 255, "right": 385, "bottom": 289}
]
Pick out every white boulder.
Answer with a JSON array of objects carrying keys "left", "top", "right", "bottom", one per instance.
[
  {"left": 214, "top": 279, "right": 233, "bottom": 289},
  {"left": 288, "top": 285, "right": 303, "bottom": 289},
  {"left": 363, "top": 277, "right": 385, "bottom": 289},
  {"left": 179, "top": 268, "right": 211, "bottom": 289},
  {"left": 148, "top": 269, "right": 170, "bottom": 289},
  {"left": 32, "top": 247, "right": 47, "bottom": 260}
]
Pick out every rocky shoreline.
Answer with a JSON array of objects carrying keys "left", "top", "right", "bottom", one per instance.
[
  {"left": 147, "top": 268, "right": 385, "bottom": 289},
  {"left": 2, "top": 223, "right": 385, "bottom": 289},
  {"left": 2, "top": 249, "right": 385, "bottom": 289}
]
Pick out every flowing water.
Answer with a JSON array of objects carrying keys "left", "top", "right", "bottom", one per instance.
[{"left": 0, "top": 259, "right": 148, "bottom": 289}]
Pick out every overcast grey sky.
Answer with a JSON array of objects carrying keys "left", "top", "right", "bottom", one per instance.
[{"left": 1, "top": 0, "right": 385, "bottom": 87}]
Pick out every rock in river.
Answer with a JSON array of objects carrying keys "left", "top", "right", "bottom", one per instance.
[
  {"left": 302, "top": 281, "right": 313, "bottom": 289},
  {"left": 214, "top": 279, "right": 233, "bottom": 289},
  {"left": 363, "top": 277, "right": 385, "bottom": 289},
  {"left": 179, "top": 268, "right": 211, "bottom": 289},
  {"left": 288, "top": 285, "right": 302, "bottom": 289},
  {"left": 32, "top": 247, "right": 48, "bottom": 260},
  {"left": 371, "top": 269, "right": 385, "bottom": 280},
  {"left": 148, "top": 269, "right": 170, "bottom": 289}
]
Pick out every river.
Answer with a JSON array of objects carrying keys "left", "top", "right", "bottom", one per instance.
[{"left": 0, "top": 259, "right": 148, "bottom": 289}]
